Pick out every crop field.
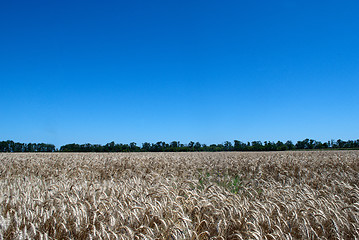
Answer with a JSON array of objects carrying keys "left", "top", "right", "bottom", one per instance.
[{"left": 0, "top": 151, "right": 358, "bottom": 239}]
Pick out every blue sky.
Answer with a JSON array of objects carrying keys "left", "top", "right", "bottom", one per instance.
[{"left": 1, "top": 0, "right": 358, "bottom": 147}]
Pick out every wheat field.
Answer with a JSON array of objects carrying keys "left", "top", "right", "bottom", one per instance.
[{"left": 0, "top": 151, "right": 358, "bottom": 239}]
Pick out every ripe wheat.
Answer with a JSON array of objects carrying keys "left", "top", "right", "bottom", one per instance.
[{"left": 0, "top": 151, "right": 358, "bottom": 239}]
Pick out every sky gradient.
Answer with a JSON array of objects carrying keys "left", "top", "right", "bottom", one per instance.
[{"left": 1, "top": 0, "right": 359, "bottom": 147}]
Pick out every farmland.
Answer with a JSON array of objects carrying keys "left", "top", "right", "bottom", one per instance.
[{"left": 0, "top": 151, "right": 358, "bottom": 239}]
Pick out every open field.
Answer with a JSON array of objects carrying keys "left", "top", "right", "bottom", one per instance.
[{"left": 0, "top": 151, "right": 358, "bottom": 239}]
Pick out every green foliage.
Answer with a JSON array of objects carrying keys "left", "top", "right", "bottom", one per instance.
[
  {"left": 0, "top": 140, "right": 55, "bottom": 152},
  {"left": 196, "top": 170, "right": 244, "bottom": 194},
  {"left": 1, "top": 139, "right": 359, "bottom": 152}
]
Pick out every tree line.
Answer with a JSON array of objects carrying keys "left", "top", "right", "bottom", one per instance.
[
  {"left": 1, "top": 139, "right": 358, "bottom": 152},
  {"left": 0, "top": 140, "right": 55, "bottom": 152}
]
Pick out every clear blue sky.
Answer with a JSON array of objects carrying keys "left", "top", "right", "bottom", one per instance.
[{"left": 1, "top": 0, "right": 358, "bottom": 147}]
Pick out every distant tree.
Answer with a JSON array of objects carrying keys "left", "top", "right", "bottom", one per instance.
[
  {"left": 276, "top": 141, "right": 288, "bottom": 151},
  {"left": 224, "top": 141, "right": 233, "bottom": 151},
  {"left": 295, "top": 140, "right": 306, "bottom": 149},
  {"left": 208, "top": 144, "right": 217, "bottom": 151},
  {"left": 0, "top": 141, "right": 8, "bottom": 152},
  {"left": 251, "top": 141, "right": 263, "bottom": 151},
  {"left": 169, "top": 141, "right": 181, "bottom": 151},
  {"left": 130, "top": 142, "right": 139, "bottom": 151},
  {"left": 285, "top": 141, "right": 294, "bottom": 150},
  {"left": 309, "top": 139, "right": 316, "bottom": 149},
  {"left": 194, "top": 142, "right": 202, "bottom": 151},
  {"left": 142, "top": 142, "right": 151, "bottom": 152},
  {"left": 188, "top": 141, "right": 195, "bottom": 151},
  {"left": 201, "top": 144, "right": 208, "bottom": 151},
  {"left": 170, "top": 141, "right": 178, "bottom": 148},
  {"left": 234, "top": 140, "right": 246, "bottom": 151}
]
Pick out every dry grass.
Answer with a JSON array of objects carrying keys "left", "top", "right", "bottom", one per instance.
[{"left": 0, "top": 151, "right": 358, "bottom": 239}]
